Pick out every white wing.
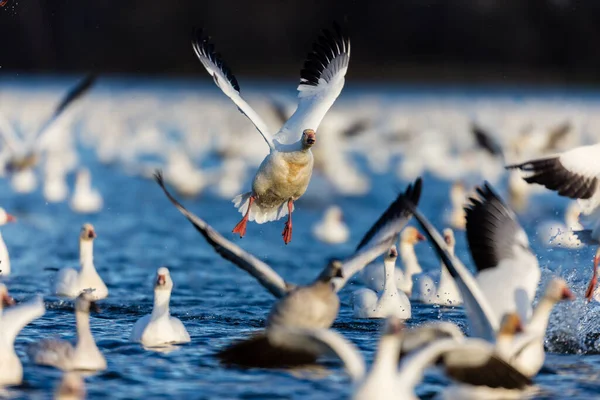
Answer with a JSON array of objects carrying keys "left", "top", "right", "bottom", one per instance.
[
  {"left": 407, "top": 203, "right": 499, "bottom": 342},
  {"left": 506, "top": 143, "right": 600, "bottom": 211},
  {"left": 334, "top": 178, "right": 421, "bottom": 291},
  {"left": 155, "top": 172, "right": 289, "bottom": 298},
  {"left": 274, "top": 23, "right": 350, "bottom": 145},
  {"left": 192, "top": 29, "right": 274, "bottom": 150},
  {"left": 0, "top": 110, "right": 24, "bottom": 155},
  {"left": 466, "top": 184, "right": 540, "bottom": 328},
  {"left": 268, "top": 326, "right": 365, "bottom": 381},
  {"left": 1, "top": 296, "right": 46, "bottom": 346},
  {"left": 130, "top": 314, "right": 151, "bottom": 342}
]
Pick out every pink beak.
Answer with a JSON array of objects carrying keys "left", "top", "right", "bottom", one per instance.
[
  {"left": 5, "top": 213, "right": 16, "bottom": 223},
  {"left": 416, "top": 232, "right": 426, "bottom": 242},
  {"left": 157, "top": 275, "right": 166, "bottom": 286},
  {"left": 562, "top": 287, "right": 576, "bottom": 301},
  {"left": 2, "top": 292, "right": 15, "bottom": 306}
]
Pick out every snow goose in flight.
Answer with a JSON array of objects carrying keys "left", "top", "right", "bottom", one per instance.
[
  {"left": 0, "top": 75, "right": 96, "bottom": 181},
  {"left": 312, "top": 205, "right": 350, "bottom": 244},
  {"left": 352, "top": 245, "right": 411, "bottom": 319},
  {"left": 192, "top": 24, "right": 350, "bottom": 244},
  {"left": 54, "top": 224, "right": 108, "bottom": 300},
  {"left": 405, "top": 192, "right": 569, "bottom": 378},
  {"left": 155, "top": 172, "right": 421, "bottom": 366},
  {"left": 130, "top": 267, "right": 191, "bottom": 347},
  {"left": 28, "top": 291, "right": 106, "bottom": 372},
  {"left": 506, "top": 144, "right": 600, "bottom": 298},
  {"left": 0, "top": 290, "right": 45, "bottom": 387}
]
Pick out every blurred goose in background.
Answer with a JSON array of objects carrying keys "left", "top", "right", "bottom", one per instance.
[
  {"left": 54, "top": 373, "right": 86, "bottom": 400},
  {"left": 162, "top": 149, "right": 217, "bottom": 197},
  {"left": 312, "top": 206, "right": 350, "bottom": 244},
  {"left": 0, "top": 208, "right": 16, "bottom": 277},
  {"left": 156, "top": 172, "right": 421, "bottom": 366},
  {"left": 360, "top": 227, "right": 425, "bottom": 296},
  {"left": 28, "top": 291, "right": 106, "bottom": 371},
  {"left": 192, "top": 24, "right": 350, "bottom": 244},
  {"left": 69, "top": 168, "right": 103, "bottom": 214},
  {"left": 0, "top": 75, "right": 96, "bottom": 194},
  {"left": 54, "top": 224, "right": 108, "bottom": 300},
  {"left": 0, "top": 291, "right": 45, "bottom": 386},
  {"left": 416, "top": 228, "right": 462, "bottom": 306},
  {"left": 130, "top": 267, "right": 191, "bottom": 347},
  {"left": 352, "top": 246, "right": 411, "bottom": 319},
  {"left": 447, "top": 181, "right": 467, "bottom": 230}
]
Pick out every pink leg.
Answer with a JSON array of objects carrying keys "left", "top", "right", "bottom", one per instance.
[
  {"left": 282, "top": 199, "right": 293, "bottom": 245},
  {"left": 232, "top": 195, "right": 255, "bottom": 238},
  {"left": 585, "top": 248, "right": 600, "bottom": 302}
]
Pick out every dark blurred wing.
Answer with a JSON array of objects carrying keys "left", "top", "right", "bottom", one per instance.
[
  {"left": 333, "top": 178, "right": 421, "bottom": 292},
  {"left": 505, "top": 143, "right": 600, "bottom": 200},
  {"left": 192, "top": 28, "right": 274, "bottom": 149},
  {"left": 471, "top": 122, "right": 504, "bottom": 160},
  {"left": 543, "top": 121, "right": 571, "bottom": 152},
  {"left": 275, "top": 23, "right": 350, "bottom": 145},
  {"left": 155, "top": 171, "right": 289, "bottom": 298}
]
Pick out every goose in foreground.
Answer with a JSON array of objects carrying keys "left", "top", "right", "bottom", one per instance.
[
  {"left": 507, "top": 145, "right": 600, "bottom": 294},
  {"left": 69, "top": 168, "right": 103, "bottom": 214},
  {"left": 54, "top": 372, "right": 86, "bottom": 400},
  {"left": 405, "top": 191, "right": 568, "bottom": 378},
  {"left": 0, "top": 290, "right": 45, "bottom": 387},
  {"left": 192, "top": 24, "right": 350, "bottom": 244},
  {"left": 155, "top": 172, "right": 421, "bottom": 366},
  {"left": 54, "top": 224, "right": 108, "bottom": 300},
  {"left": 352, "top": 246, "right": 411, "bottom": 319},
  {"left": 28, "top": 291, "right": 106, "bottom": 372},
  {"left": 312, "top": 205, "right": 350, "bottom": 244},
  {"left": 0, "top": 75, "right": 96, "bottom": 178},
  {"left": 360, "top": 227, "right": 425, "bottom": 296},
  {"left": 130, "top": 267, "right": 191, "bottom": 347},
  {"left": 416, "top": 228, "right": 462, "bottom": 306}
]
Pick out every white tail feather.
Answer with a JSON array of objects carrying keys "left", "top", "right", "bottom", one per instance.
[{"left": 232, "top": 193, "right": 295, "bottom": 224}]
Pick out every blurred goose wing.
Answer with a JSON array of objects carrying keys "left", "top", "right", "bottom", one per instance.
[
  {"left": 192, "top": 29, "right": 274, "bottom": 150},
  {"left": 155, "top": 171, "right": 289, "bottom": 298},
  {"left": 274, "top": 23, "right": 350, "bottom": 146}
]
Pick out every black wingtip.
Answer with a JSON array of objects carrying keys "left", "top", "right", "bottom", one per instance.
[
  {"left": 299, "top": 22, "right": 350, "bottom": 87},
  {"left": 191, "top": 27, "right": 241, "bottom": 93},
  {"left": 355, "top": 177, "right": 422, "bottom": 251}
]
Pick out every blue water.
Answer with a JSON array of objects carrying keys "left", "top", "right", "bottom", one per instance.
[{"left": 0, "top": 79, "right": 599, "bottom": 399}]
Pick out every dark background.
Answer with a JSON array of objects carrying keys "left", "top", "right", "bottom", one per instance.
[{"left": 1, "top": 0, "right": 600, "bottom": 84}]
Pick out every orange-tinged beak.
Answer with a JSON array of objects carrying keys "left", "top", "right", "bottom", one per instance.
[
  {"left": 157, "top": 274, "right": 166, "bottom": 286},
  {"left": 416, "top": 232, "right": 426, "bottom": 242},
  {"left": 562, "top": 287, "right": 576, "bottom": 301},
  {"left": 5, "top": 213, "right": 16, "bottom": 223},
  {"left": 2, "top": 292, "right": 15, "bottom": 306},
  {"left": 87, "top": 229, "right": 97, "bottom": 239}
]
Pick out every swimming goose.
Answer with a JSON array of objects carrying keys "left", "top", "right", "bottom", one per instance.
[
  {"left": 191, "top": 24, "right": 350, "bottom": 244},
  {"left": 54, "top": 224, "right": 108, "bottom": 300},
  {"left": 130, "top": 267, "right": 191, "bottom": 347},
  {"left": 54, "top": 372, "right": 86, "bottom": 400},
  {"left": 352, "top": 246, "right": 411, "bottom": 319},
  {"left": 406, "top": 192, "right": 566, "bottom": 378},
  {"left": 312, "top": 205, "right": 350, "bottom": 244},
  {"left": 417, "top": 228, "right": 462, "bottom": 306},
  {"left": 0, "top": 290, "right": 45, "bottom": 387},
  {"left": 155, "top": 172, "right": 421, "bottom": 366},
  {"left": 69, "top": 168, "right": 103, "bottom": 214},
  {"left": 28, "top": 291, "right": 106, "bottom": 371},
  {"left": 360, "top": 227, "right": 425, "bottom": 295},
  {"left": 0, "top": 75, "right": 95, "bottom": 179}
]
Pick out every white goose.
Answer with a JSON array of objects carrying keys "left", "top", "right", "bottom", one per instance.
[
  {"left": 447, "top": 181, "right": 467, "bottom": 230},
  {"left": 0, "top": 207, "right": 16, "bottom": 277},
  {"left": 28, "top": 291, "right": 106, "bottom": 371},
  {"left": 407, "top": 185, "right": 569, "bottom": 377},
  {"left": 192, "top": 24, "right": 350, "bottom": 244},
  {"left": 0, "top": 286, "right": 46, "bottom": 387},
  {"left": 312, "top": 205, "right": 350, "bottom": 244},
  {"left": 130, "top": 267, "right": 191, "bottom": 347},
  {"left": 54, "top": 224, "right": 108, "bottom": 300},
  {"left": 352, "top": 246, "right": 411, "bottom": 319},
  {"left": 360, "top": 227, "right": 425, "bottom": 296},
  {"left": 69, "top": 168, "right": 103, "bottom": 214},
  {"left": 417, "top": 228, "right": 462, "bottom": 306}
]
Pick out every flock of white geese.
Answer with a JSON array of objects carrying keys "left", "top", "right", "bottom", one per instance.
[{"left": 1, "top": 22, "right": 600, "bottom": 400}]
